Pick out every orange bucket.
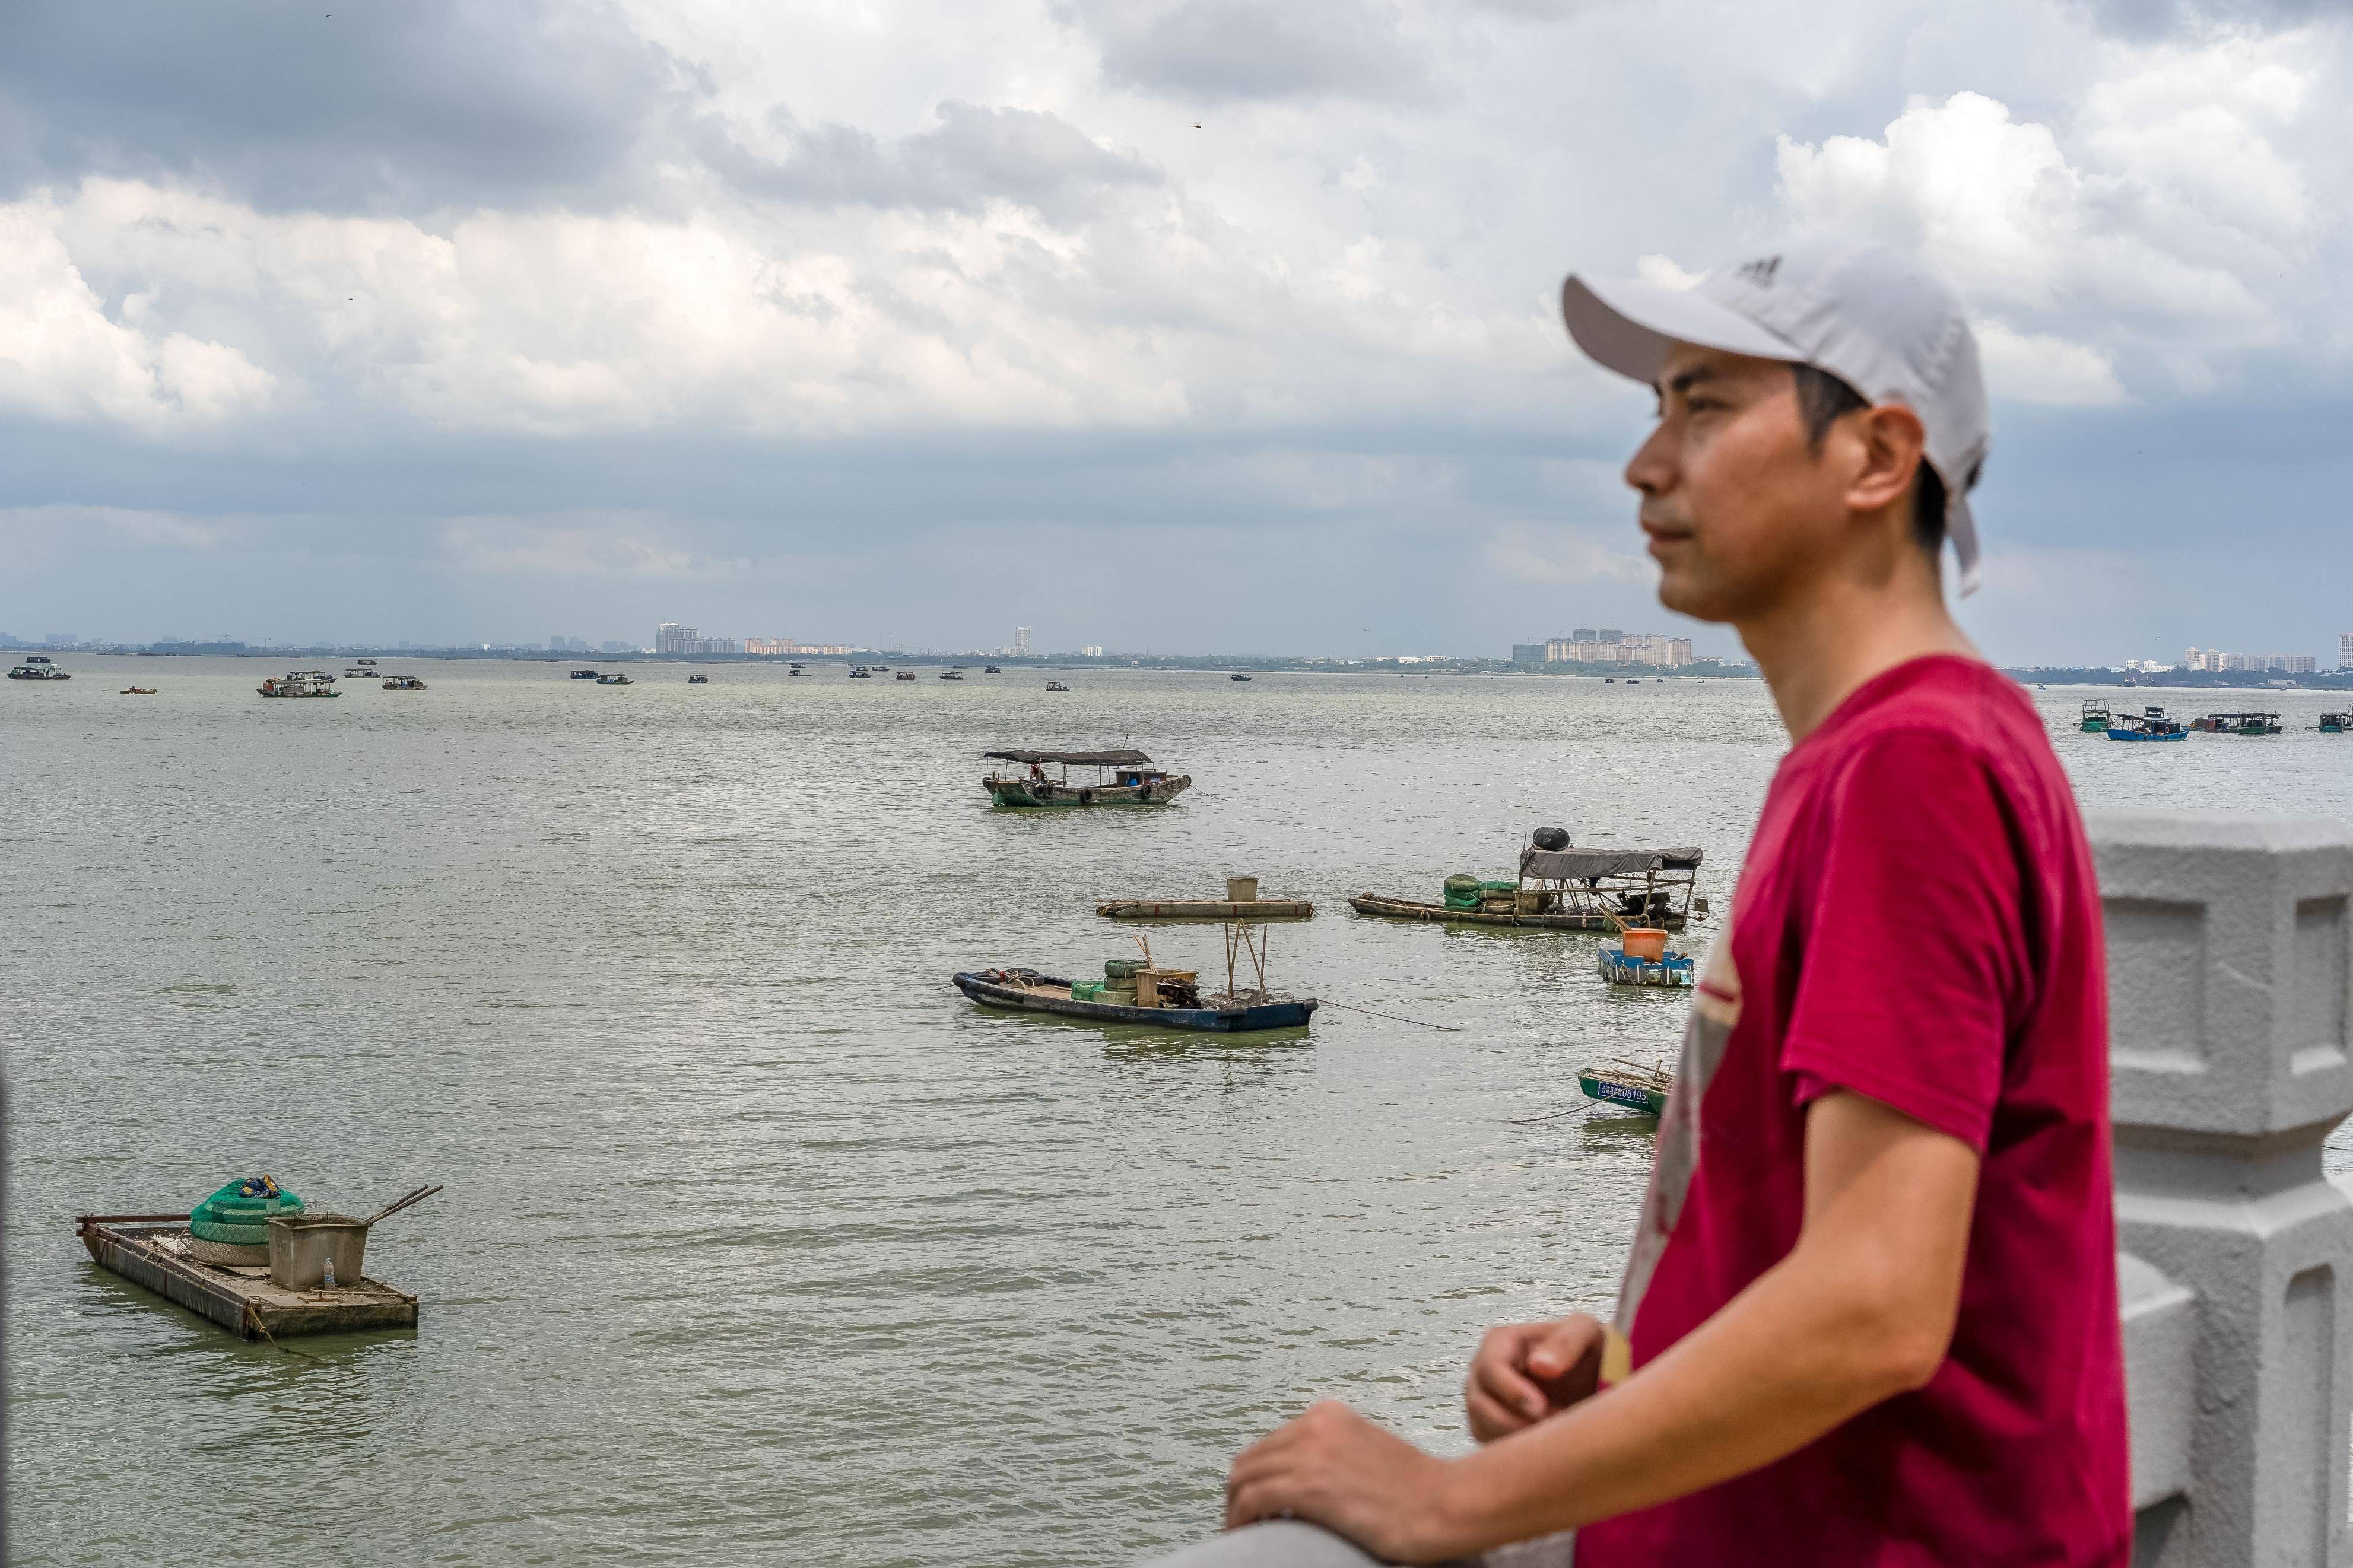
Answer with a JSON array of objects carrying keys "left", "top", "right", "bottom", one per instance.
[{"left": 1622, "top": 928, "right": 1669, "bottom": 962}]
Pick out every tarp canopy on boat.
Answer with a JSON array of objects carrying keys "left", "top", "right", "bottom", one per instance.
[
  {"left": 984, "top": 749, "right": 1154, "bottom": 766},
  {"left": 1520, "top": 845, "right": 1703, "bottom": 880}
]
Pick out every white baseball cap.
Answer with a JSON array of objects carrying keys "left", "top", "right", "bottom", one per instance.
[{"left": 1560, "top": 237, "right": 1990, "bottom": 594}]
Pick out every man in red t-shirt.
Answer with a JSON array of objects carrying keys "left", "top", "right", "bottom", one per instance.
[{"left": 1158, "top": 238, "right": 2129, "bottom": 1566}]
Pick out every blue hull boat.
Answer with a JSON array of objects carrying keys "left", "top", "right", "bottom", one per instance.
[
  {"left": 1598, "top": 947, "right": 1695, "bottom": 987},
  {"left": 2107, "top": 727, "right": 2187, "bottom": 742},
  {"left": 954, "top": 970, "right": 1314, "bottom": 1032}
]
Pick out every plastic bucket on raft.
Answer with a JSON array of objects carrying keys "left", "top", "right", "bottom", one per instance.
[{"left": 1622, "top": 928, "right": 1669, "bottom": 962}]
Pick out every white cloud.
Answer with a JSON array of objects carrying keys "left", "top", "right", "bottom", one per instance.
[
  {"left": 1774, "top": 31, "right": 2345, "bottom": 398},
  {"left": 0, "top": 505, "right": 243, "bottom": 549},
  {"left": 1973, "top": 320, "right": 2126, "bottom": 405},
  {"left": 1633, "top": 254, "right": 1704, "bottom": 291},
  {"left": 0, "top": 201, "right": 274, "bottom": 431},
  {"left": 1483, "top": 520, "right": 1652, "bottom": 586},
  {"left": 438, "top": 516, "right": 750, "bottom": 578}
]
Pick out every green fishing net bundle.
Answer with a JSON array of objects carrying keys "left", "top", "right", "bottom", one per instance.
[{"left": 189, "top": 1175, "right": 305, "bottom": 1245}]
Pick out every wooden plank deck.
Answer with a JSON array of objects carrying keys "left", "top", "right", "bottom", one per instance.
[
  {"left": 1096, "top": 899, "right": 1315, "bottom": 920},
  {"left": 76, "top": 1216, "right": 418, "bottom": 1341}
]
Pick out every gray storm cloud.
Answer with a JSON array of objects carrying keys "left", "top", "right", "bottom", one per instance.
[{"left": 0, "top": 0, "right": 2348, "bottom": 663}]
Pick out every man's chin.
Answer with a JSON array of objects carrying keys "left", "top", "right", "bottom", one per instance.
[{"left": 1655, "top": 569, "right": 1735, "bottom": 625}]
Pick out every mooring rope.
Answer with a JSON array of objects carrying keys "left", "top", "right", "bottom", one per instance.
[
  {"left": 1504, "top": 1101, "right": 1609, "bottom": 1126},
  {"left": 1319, "top": 998, "right": 1460, "bottom": 1032},
  {"left": 243, "top": 1302, "right": 330, "bottom": 1363}
]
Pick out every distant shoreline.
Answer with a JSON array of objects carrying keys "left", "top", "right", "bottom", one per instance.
[{"left": 28, "top": 648, "right": 2352, "bottom": 689}]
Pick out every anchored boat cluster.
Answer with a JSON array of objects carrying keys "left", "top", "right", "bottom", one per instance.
[
  {"left": 954, "top": 743, "right": 1708, "bottom": 1119},
  {"left": 2082, "top": 701, "right": 2332, "bottom": 740}
]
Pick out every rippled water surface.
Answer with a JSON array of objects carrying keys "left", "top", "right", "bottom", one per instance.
[{"left": 8, "top": 658, "right": 2351, "bottom": 1564}]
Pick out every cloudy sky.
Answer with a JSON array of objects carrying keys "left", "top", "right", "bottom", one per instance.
[{"left": 4, "top": 0, "right": 2347, "bottom": 660}]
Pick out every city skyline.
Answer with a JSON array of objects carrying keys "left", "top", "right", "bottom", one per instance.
[{"left": 13, "top": 617, "right": 2353, "bottom": 679}]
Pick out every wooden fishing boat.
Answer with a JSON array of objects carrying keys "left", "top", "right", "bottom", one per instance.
[
  {"left": 953, "top": 969, "right": 1314, "bottom": 1032},
  {"left": 983, "top": 749, "right": 1190, "bottom": 806},
  {"left": 2190, "top": 711, "right": 2281, "bottom": 734},
  {"left": 1577, "top": 1061, "right": 1672, "bottom": 1117},
  {"left": 596, "top": 673, "right": 634, "bottom": 685},
  {"left": 381, "top": 676, "right": 426, "bottom": 691},
  {"left": 2320, "top": 714, "right": 2349, "bottom": 733},
  {"left": 2107, "top": 706, "right": 2186, "bottom": 742},
  {"left": 74, "top": 1214, "right": 418, "bottom": 1340},
  {"left": 120, "top": 686, "right": 158, "bottom": 695},
  {"left": 1098, "top": 898, "right": 1314, "bottom": 920},
  {"left": 1597, "top": 946, "right": 1695, "bottom": 987},
  {"left": 1355, "top": 837, "right": 1706, "bottom": 931},
  {"left": 257, "top": 675, "right": 338, "bottom": 698},
  {"left": 2080, "top": 701, "right": 2111, "bottom": 732}
]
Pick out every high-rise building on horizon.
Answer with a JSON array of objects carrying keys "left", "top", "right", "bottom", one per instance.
[
  {"left": 1014, "top": 625, "right": 1032, "bottom": 656},
  {"left": 1538, "top": 632, "right": 1692, "bottom": 667},
  {"left": 656, "top": 622, "right": 744, "bottom": 656},
  {"left": 2339, "top": 632, "right": 2352, "bottom": 670},
  {"left": 2186, "top": 647, "right": 2316, "bottom": 674}
]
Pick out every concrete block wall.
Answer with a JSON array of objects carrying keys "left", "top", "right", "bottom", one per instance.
[{"left": 2092, "top": 815, "right": 2353, "bottom": 1568}]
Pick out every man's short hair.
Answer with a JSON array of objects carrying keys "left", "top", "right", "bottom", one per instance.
[{"left": 1791, "top": 364, "right": 1948, "bottom": 558}]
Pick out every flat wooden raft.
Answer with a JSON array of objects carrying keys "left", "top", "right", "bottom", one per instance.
[
  {"left": 1349, "top": 893, "right": 1687, "bottom": 932},
  {"left": 1096, "top": 899, "right": 1314, "bottom": 920},
  {"left": 77, "top": 1215, "right": 418, "bottom": 1341}
]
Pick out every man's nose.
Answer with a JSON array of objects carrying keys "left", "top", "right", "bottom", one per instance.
[{"left": 1625, "top": 421, "right": 1674, "bottom": 497}]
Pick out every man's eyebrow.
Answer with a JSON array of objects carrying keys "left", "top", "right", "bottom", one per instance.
[{"left": 1662, "top": 364, "right": 1724, "bottom": 396}]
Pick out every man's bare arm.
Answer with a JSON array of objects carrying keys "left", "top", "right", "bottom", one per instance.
[{"left": 1223, "top": 1090, "right": 1980, "bottom": 1562}]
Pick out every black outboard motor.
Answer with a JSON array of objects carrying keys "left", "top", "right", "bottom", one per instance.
[{"left": 1530, "top": 826, "right": 1571, "bottom": 851}]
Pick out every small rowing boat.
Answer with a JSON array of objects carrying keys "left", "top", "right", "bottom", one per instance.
[
  {"left": 953, "top": 968, "right": 1315, "bottom": 1032},
  {"left": 1577, "top": 1060, "right": 1673, "bottom": 1116},
  {"left": 120, "top": 686, "right": 158, "bottom": 695}
]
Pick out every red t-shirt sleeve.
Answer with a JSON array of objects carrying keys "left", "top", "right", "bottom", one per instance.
[{"left": 1779, "top": 729, "right": 2026, "bottom": 1152}]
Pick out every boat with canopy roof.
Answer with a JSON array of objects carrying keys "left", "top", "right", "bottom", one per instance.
[
  {"left": 983, "top": 749, "right": 1190, "bottom": 806},
  {"left": 1351, "top": 834, "right": 1707, "bottom": 931}
]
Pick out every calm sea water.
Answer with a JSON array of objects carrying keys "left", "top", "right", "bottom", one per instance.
[{"left": 7, "top": 658, "right": 2349, "bottom": 1565}]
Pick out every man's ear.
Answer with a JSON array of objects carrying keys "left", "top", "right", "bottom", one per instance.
[{"left": 1846, "top": 403, "right": 1928, "bottom": 517}]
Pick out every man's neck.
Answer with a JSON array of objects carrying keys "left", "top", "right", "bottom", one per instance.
[{"left": 1738, "top": 567, "right": 1977, "bottom": 743}]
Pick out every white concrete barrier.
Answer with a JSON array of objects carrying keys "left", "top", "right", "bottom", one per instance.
[{"left": 2093, "top": 814, "right": 2353, "bottom": 1568}]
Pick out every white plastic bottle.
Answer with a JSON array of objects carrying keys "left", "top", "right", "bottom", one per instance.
[{"left": 322, "top": 1257, "right": 337, "bottom": 1291}]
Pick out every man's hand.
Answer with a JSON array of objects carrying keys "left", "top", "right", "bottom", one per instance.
[
  {"left": 1222, "top": 1401, "right": 1463, "bottom": 1564},
  {"left": 1463, "top": 1314, "right": 1605, "bottom": 1441}
]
